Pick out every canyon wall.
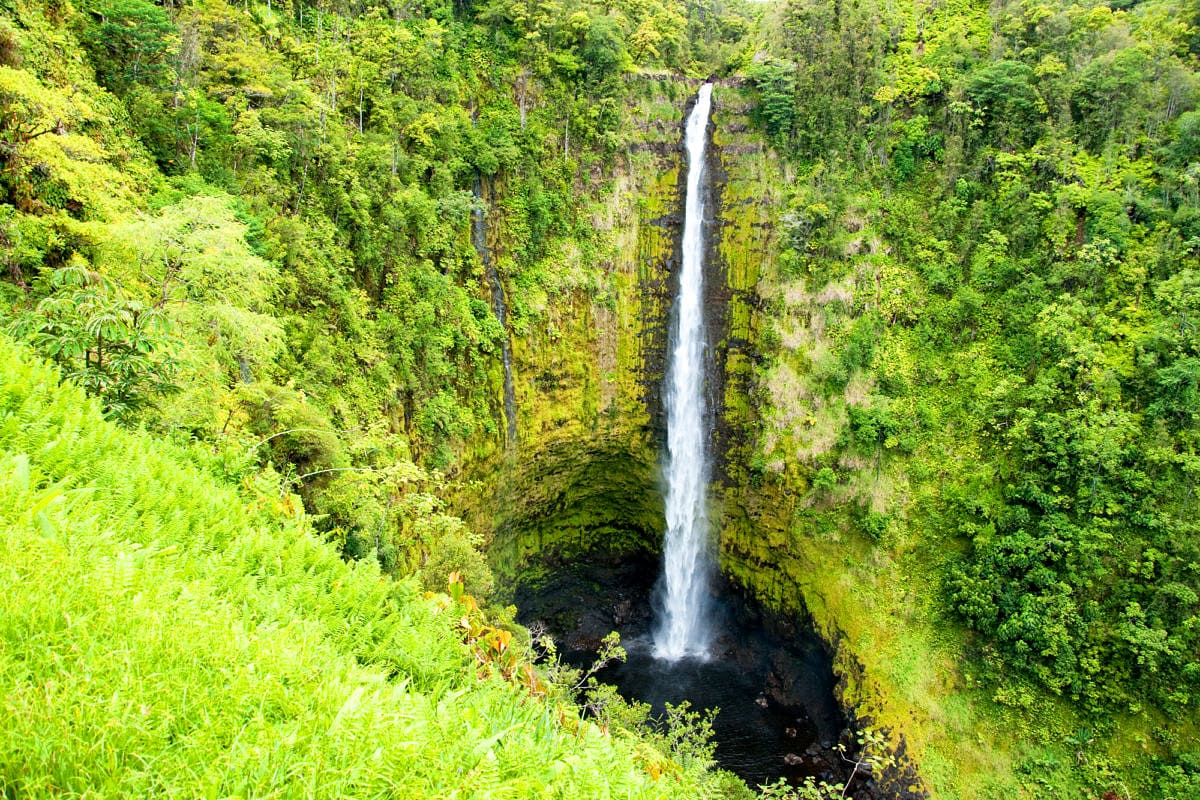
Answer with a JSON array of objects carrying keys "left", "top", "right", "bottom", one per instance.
[{"left": 458, "top": 79, "right": 933, "bottom": 797}]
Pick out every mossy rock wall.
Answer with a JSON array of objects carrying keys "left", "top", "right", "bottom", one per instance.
[
  {"left": 707, "top": 85, "right": 932, "bottom": 797},
  {"left": 703, "top": 83, "right": 805, "bottom": 609},
  {"left": 456, "top": 78, "right": 700, "bottom": 590},
  {"left": 702, "top": 84, "right": 1039, "bottom": 800},
  {"left": 458, "top": 77, "right": 934, "bottom": 792}
]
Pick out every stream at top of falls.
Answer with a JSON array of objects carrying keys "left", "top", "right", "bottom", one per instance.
[{"left": 655, "top": 81, "right": 715, "bottom": 662}]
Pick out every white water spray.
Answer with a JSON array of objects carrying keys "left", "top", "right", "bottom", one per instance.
[{"left": 654, "top": 83, "right": 715, "bottom": 662}]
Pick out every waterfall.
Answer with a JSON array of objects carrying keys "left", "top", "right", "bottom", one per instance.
[
  {"left": 472, "top": 173, "right": 518, "bottom": 450},
  {"left": 654, "top": 83, "right": 715, "bottom": 662}
]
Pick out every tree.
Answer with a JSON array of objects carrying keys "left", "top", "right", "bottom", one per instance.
[
  {"left": 83, "top": 0, "right": 177, "bottom": 94},
  {"left": 7, "top": 262, "right": 179, "bottom": 423},
  {"left": 747, "top": 59, "right": 797, "bottom": 143},
  {"left": 965, "top": 60, "right": 1044, "bottom": 145}
]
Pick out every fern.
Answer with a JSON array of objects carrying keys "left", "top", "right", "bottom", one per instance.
[{"left": 0, "top": 336, "right": 728, "bottom": 800}]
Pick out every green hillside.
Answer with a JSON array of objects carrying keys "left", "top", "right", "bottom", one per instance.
[
  {"left": 0, "top": 334, "right": 742, "bottom": 798},
  {"left": 716, "top": 1, "right": 1200, "bottom": 796}
]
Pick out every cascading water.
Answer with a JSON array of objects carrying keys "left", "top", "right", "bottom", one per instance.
[
  {"left": 654, "top": 83, "right": 715, "bottom": 662},
  {"left": 514, "top": 82, "right": 861, "bottom": 792}
]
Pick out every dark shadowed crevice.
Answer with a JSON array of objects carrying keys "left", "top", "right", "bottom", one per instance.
[{"left": 512, "top": 550, "right": 870, "bottom": 791}]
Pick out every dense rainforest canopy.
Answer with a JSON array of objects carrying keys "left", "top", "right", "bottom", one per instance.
[
  {"left": 748, "top": 0, "right": 1200, "bottom": 736},
  {"left": 0, "top": 0, "right": 1198, "bottom": 795}
]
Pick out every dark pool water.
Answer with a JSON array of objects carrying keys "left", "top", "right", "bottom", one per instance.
[{"left": 515, "top": 553, "right": 848, "bottom": 789}]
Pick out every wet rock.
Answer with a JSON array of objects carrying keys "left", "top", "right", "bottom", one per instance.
[{"left": 515, "top": 553, "right": 860, "bottom": 792}]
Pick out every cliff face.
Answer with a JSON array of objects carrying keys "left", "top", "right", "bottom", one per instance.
[
  {"left": 458, "top": 79, "right": 932, "bottom": 796},
  {"left": 454, "top": 78, "right": 695, "bottom": 588},
  {"left": 704, "top": 84, "right": 793, "bottom": 589},
  {"left": 456, "top": 79, "right": 794, "bottom": 595},
  {"left": 455, "top": 79, "right": 782, "bottom": 573}
]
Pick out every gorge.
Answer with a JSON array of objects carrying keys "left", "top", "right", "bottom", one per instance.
[
  {"left": 508, "top": 81, "right": 867, "bottom": 792},
  {"left": 2, "top": 0, "right": 1198, "bottom": 797}
]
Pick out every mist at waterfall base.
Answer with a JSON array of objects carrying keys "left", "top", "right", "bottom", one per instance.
[{"left": 515, "top": 556, "right": 847, "bottom": 789}]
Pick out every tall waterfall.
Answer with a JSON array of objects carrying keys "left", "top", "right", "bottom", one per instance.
[{"left": 654, "top": 83, "right": 715, "bottom": 661}]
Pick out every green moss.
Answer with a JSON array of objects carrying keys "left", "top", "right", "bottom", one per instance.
[
  {"left": 469, "top": 436, "right": 664, "bottom": 598},
  {"left": 453, "top": 81, "right": 693, "bottom": 600}
]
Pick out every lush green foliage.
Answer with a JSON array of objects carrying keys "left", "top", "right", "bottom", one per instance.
[
  {"left": 8, "top": 0, "right": 1199, "bottom": 794},
  {"left": 0, "top": 334, "right": 747, "bottom": 798},
  {"left": 6, "top": 261, "right": 179, "bottom": 421},
  {"left": 0, "top": 0, "right": 770, "bottom": 794},
  {"left": 0, "top": 0, "right": 755, "bottom": 572},
  {"left": 746, "top": 0, "right": 1199, "bottom": 794}
]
